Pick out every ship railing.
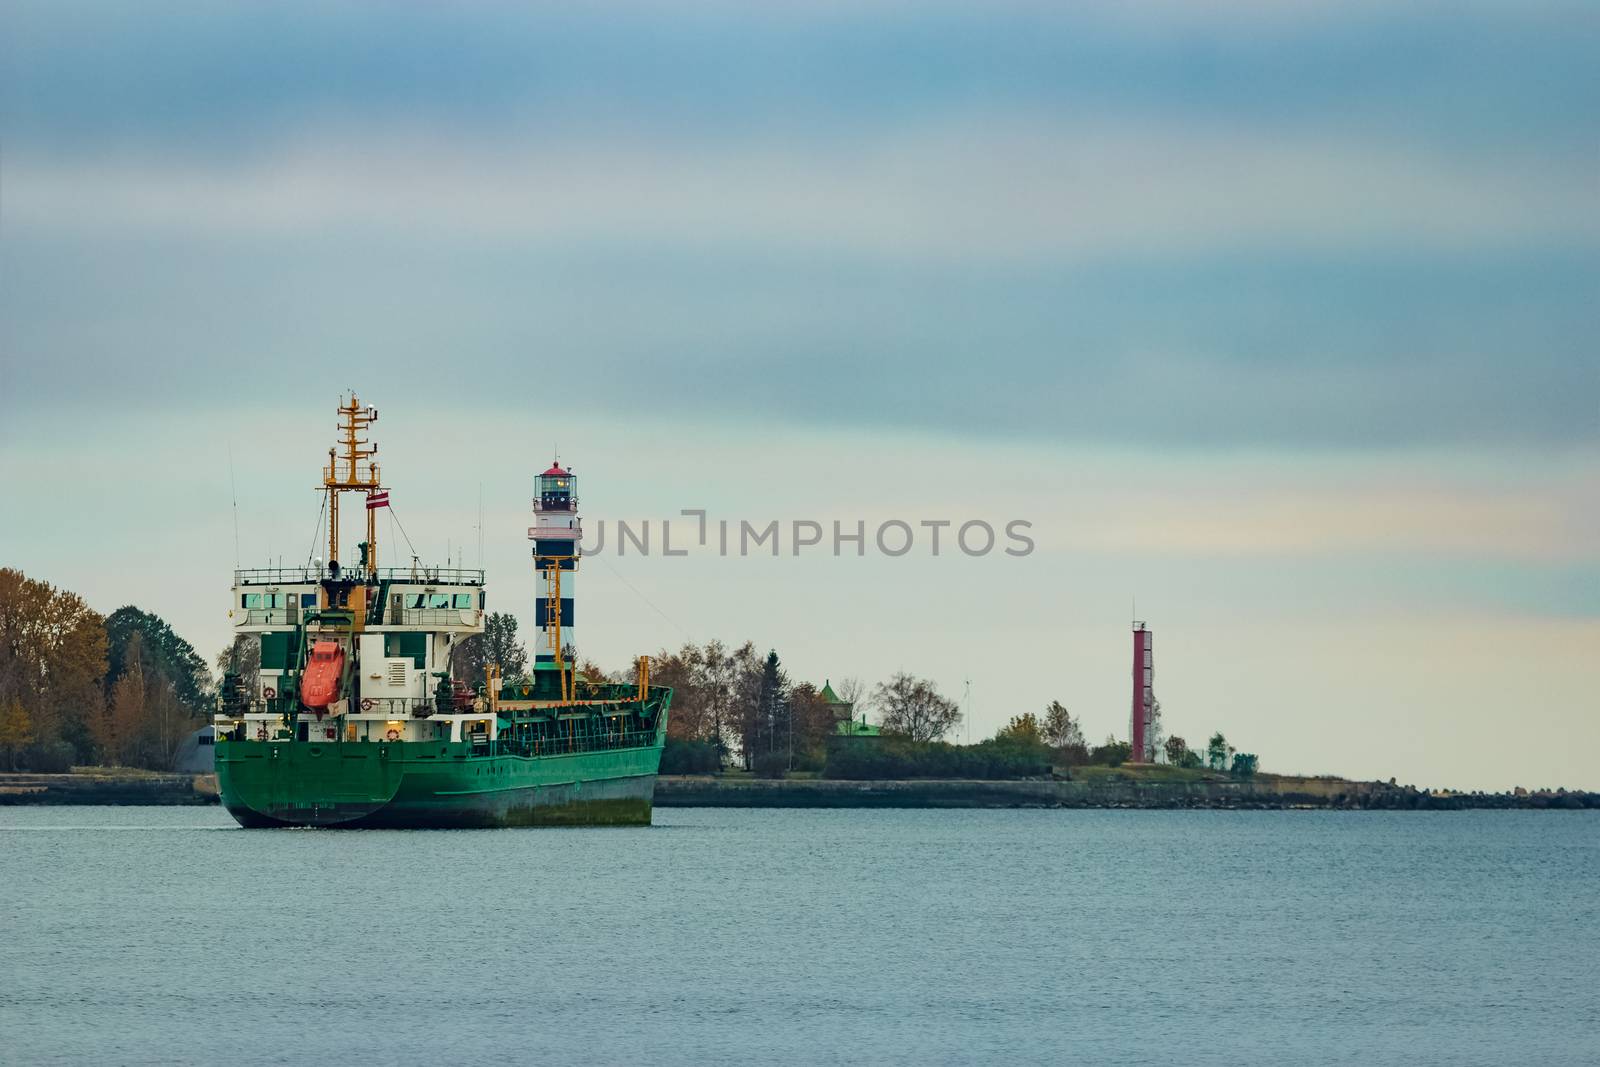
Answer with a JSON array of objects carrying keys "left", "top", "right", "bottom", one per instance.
[
  {"left": 235, "top": 566, "right": 324, "bottom": 586},
  {"left": 390, "top": 608, "right": 484, "bottom": 628},
  {"left": 234, "top": 565, "right": 485, "bottom": 586},
  {"left": 240, "top": 608, "right": 299, "bottom": 626},
  {"left": 219, "top": 698, "right": 438, "bottom": 720},
  {"left": 354, "top": 697, "right": 441, "bottom": 718},
  {"left": 375, "top": 566, "right": 485, "bottom": 585},
  {"left": 214, "top": 716, "right": 660, "bottom": 751},
  {"left": 495, "top": 727, "right": 658, "bottom": 758}
]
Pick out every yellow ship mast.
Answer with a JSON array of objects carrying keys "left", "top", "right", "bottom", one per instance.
[{"left": 322, "top": 395, "right": 383, "bottom": 571}]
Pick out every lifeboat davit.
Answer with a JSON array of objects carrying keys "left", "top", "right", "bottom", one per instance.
[{"left": 300, "top": 640, "right": 346, "bottom": 710}]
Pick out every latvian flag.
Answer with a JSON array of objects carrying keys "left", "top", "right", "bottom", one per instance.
[{"left": 366, "top": 490, "right": 390, "bottom": 510}]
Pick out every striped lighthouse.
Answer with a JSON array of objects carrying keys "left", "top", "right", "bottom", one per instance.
[{"left": 528, "top": 462, "right": 581, "bottom": 687}]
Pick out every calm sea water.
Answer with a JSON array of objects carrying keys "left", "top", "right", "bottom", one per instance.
[{"left": 2, "top": 806, "right": 1596, "bottom": 1065}]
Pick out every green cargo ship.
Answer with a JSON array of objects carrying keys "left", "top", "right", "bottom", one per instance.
[{"left": 212, "top": 396, "right": 670, "bottom": 828}]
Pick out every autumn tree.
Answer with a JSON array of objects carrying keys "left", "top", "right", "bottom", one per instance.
[
  {"left": 835, "top": 676, "right": 868, "bottom": 718},
  {"left": 1164, "top": 735, "right": 1189, "bottom": 766},
  {"left": 996, "top": 712, "right": 1043, "bottom": 744},
  {"left": 707, "top": 640, "right": 759, "bottom": 759},
  {"left": 787, "top": 682, "right": 837, "bottom": 771},
  {"left": 142, "top": 673, "right": 193, "bottom": 769},
  {"left": 0, "top": 568, "right": 107, "bottom": 762},
  {"left": 576, "top": 659, "right": 610, "bottom": 688},
  {"left": 653, "top": 644, "right": 708, "bottom": 743},
  {"left": 95, "top": 634, "right": 147, "bottom": 766},
  {"left": 874, "top": 673, "right": 961, "bottom": 743},
  {"left": 651, "top": 640, "right": 760, "bottom": 763},
  {"left": 1041, "top": 701, "right": 1084, "bottom": 749},
  {"left": 0, "top": 700, "right": 34, "bottom": 770}
]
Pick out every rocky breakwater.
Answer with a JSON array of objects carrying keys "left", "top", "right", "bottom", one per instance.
[
  {"left": 0, "top": 772, "right": 219, "bottom": 805},
  {"left": 654, "top": 774, "right": 1600, "bottom": 810}
]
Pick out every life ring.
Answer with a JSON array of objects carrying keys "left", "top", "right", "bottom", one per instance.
[
  {"left": 255, "top": 726, "right": 268, "bottom": 741},
  {"left": 263, "top": 686, "right": 276, "bottom": 699},
  {"left": 385, "top": 728, "right": 400, "bottom": 741},
  {"left": 360, "top": 698, "right": 374, "bottom": 711}
]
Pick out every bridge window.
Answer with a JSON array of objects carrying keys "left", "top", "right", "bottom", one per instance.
[
  {"left": 453, "top": 593, "right": 472, "bottom": 609},
  {"left": 429, "top": 594, "right": 449, "bottom": 609},
  {"left": 242, "top": 593, "right": 262, "bottom": 609}
]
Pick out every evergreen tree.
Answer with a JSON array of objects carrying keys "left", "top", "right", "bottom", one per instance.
[
  {"left": 451, "top": 612, "right": 528, "bottom": 684},
  {"left": 744, "top": 649, "right": 790, "bottom": 774},
  {"left": 105, "top": 606, "right": 211, "bottom": 718}
]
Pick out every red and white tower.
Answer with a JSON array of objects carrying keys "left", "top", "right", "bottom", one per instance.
[{"left": 1131, "top": 621, "right": 1154, "bottom": 763}]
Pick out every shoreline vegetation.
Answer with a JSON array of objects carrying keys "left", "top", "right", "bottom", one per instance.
[
  {"left": 2, "top": 569, "right": 1591, "bottom": 808},
  {"left": 3, "top": 767, "right": 1594, "bottom": 810}
]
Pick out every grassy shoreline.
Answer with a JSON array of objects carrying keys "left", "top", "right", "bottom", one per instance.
[
  {"left": 654, "top": 773, "right": 1598, "bottom": 810},
  {"left": 3, "top": 768, "right": 1594, "bottom": 810}
]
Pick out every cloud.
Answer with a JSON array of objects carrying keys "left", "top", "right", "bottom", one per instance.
[
  {"left": 2, "top": 1, "right": 1595, "bottom": 453},
  {"left": 4, "top": 1, "right": 1593, "bottom": 152},
  {"left": 6, "top": 119, "right": 1595, "bottom": 259}
]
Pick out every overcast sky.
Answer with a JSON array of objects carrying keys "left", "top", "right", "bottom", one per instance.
[{"left": 2, "top": 1, "right": 1596, "bottom": 790}]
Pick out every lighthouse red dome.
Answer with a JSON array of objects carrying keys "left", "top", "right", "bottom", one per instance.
[{"left": 542, "top": 463, "right": 568, "bottom": 477}]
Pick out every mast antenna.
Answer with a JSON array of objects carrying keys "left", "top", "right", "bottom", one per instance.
[
  {"left": 321, "top": 394, "right": 382, "bottom": 571},
  {"left": 963, "top": 678, "right": 972, "bottom": 745},
  {"left": 228, "top": 444, "right": 241, "bottom": 569}
]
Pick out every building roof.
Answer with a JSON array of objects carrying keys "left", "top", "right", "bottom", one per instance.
[
  {"left": 819, "top": 679, "right": 844, "bottom": 705},
  {"left": 542, "top": 463, "right": 569, "bottom": 477}
]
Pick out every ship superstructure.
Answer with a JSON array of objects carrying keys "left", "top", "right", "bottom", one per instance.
[{"left": 213, "top": 397, "right": 671, "bottom": 828}]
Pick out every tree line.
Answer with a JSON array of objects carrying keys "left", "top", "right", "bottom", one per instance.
[
  {"left": 458, "top": 614, "right": 1260, "bottom": 780},
  {"left": 1, "top": 577, "right": 1259, "bottom": 780},
  {"left": 0, "top": 568, "right": 216, "bottom": 772}
]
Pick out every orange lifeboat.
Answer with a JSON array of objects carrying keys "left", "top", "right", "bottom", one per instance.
[{"left": 300, "top": 640, "right": 346, "bottom": 711}]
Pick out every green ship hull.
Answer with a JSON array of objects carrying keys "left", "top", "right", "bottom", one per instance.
[{"left": 216, "top": 738, "right": 665, "bottom": 828}]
